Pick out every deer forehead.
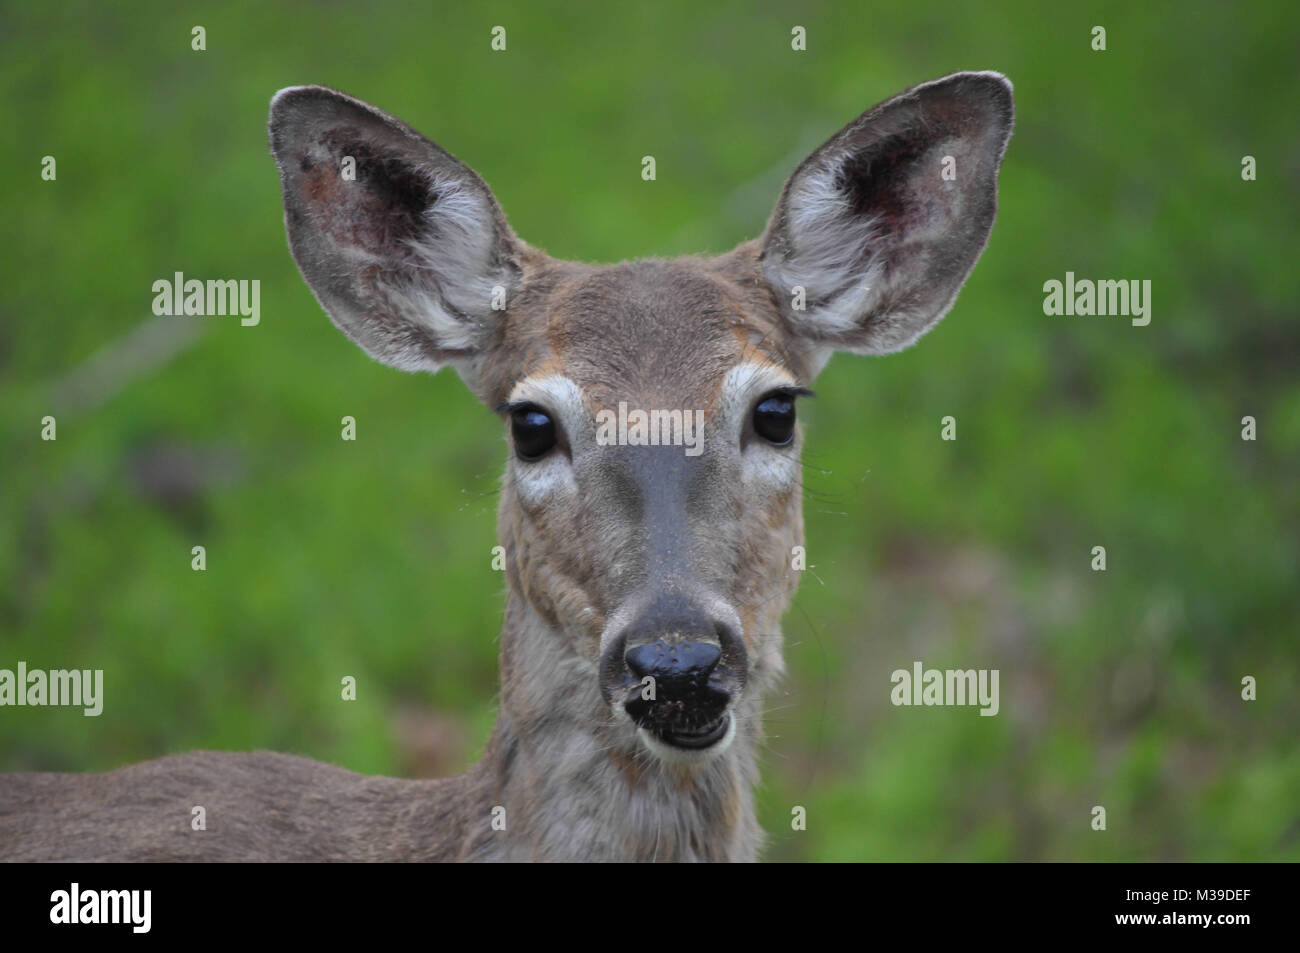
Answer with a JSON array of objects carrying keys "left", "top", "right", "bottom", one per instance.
[{"left": 495, "top": 257, "right": 799, "bottom": 408}]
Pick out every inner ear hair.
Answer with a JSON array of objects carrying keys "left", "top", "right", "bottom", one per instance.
[
  {"left": 761, "top": 71, "right": 1014, "bottom": 356},
  {"left": 269, "top": 85, "right": 523, "bottom": 375}
]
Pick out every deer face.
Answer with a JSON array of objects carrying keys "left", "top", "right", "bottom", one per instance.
[
  {"left": 269, "top": 74, "right": 1012, "bottom": 764},
  {"left": 487, "top": 257, "right": 817, "bottom": 762}
]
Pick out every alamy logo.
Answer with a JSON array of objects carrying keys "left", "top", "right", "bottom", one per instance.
[
  {"left": 890, "top": 661, "right": 1000, "bottom": 716},
  {"left": 1042, "top": 271, "right": 1151, "bottom": 326},
  {"left": 152, "top": 271, "right": 260, "bottom": 326},
  {"left": 0, "top": 662, "right": 102, "bottom": 716},
  {"left": 595, "top": 402, "right": 705, "bottom": 456},
  {"left": 50, "top": 883, "right": 151, "bottom": 933}
]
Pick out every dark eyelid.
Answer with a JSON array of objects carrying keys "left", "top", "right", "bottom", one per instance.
[
  {"left": 768, "top": 386, "right": 814, "bottom": 400},
  {"left": 495, "top": 400, "right": 533, "bottom": 416}
]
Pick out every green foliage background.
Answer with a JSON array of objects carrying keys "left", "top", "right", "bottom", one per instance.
[{"left": 1, "top": 1, "right": 1296, "bottom": 860}]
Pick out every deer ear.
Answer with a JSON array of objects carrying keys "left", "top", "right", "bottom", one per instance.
[
  {"left": 268, "top": 86, "right": 522, "bottom": 373},
  {"left": 761, "top": 72, "right": 1013, "bottom": 355}
]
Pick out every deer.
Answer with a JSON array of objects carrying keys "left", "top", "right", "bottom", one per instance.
[{"left": 0, "top": 72, "right": 1012, "bottom": 862}]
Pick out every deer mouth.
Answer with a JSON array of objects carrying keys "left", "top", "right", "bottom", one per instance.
[
  {"left": 651, "top": 713, "right": 731, "bottom": 749},
  {"left": 634, "top": 711, "right": 736, "bottom": 763},
  {"left": 625, "top": 688, "right": 733, "bottom": 751}
]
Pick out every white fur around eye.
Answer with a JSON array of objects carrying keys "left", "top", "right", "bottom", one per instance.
[
  {"left": 506, "top": 373, "right": 586, "bottom": 504},
  {"left": 720, "top": 362, "right": 803, "bottom": 489},
  {"left": 511, "top": 449, "right": 576, "bottom": 505},
  {"left": 743, "top": 435, "right": 801, "bottom": 491}
]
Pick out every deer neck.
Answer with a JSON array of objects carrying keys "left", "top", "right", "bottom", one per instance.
[{"left": 461, "top": 588, "right": 764, "bottom": 862}]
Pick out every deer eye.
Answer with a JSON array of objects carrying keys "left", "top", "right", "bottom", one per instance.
[
  {"left": 753, "top": 392, "right": 796, "bottom": 445},
  {"left": 510, "top": 405, "right": 557, "bottom": 460}
]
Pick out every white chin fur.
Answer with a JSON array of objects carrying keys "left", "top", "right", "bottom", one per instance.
[{"left": 637, "top": 714, "right": 736, "bottom": 766}]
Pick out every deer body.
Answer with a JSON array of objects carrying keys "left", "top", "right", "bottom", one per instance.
[{"left": 0, "top": 74, "right": 1012, "bottom": 862}]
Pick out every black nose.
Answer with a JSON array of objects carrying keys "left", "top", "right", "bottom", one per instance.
[
  {"left": 620, "top": 635, "right": 735, "bottom": 733},
  {"left": 625, "top": 640, "right": 722, "bottom": 698},
  {"left": 600, "top": 595, "right": 748, "bottom": 738}
]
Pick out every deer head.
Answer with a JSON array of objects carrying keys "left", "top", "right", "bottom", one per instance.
[{"left": 268, "top": 72, "right": 1012, "bottom": 781}]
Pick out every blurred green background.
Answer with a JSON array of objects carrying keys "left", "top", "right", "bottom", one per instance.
[{"left": 2, "top": 1, "right": 1297, "bottom": 861}]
